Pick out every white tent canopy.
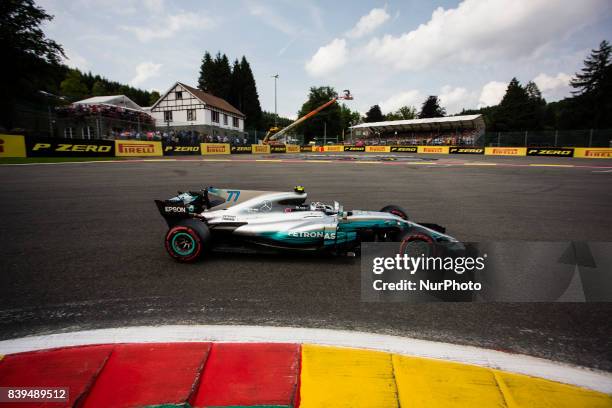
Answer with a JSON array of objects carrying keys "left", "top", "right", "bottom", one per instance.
[
  {"left": 350, "top": 114, "right": 485, "bottom": 133},
  {"left": 74, "top": 95, "right": 144, "bottom": 112}
]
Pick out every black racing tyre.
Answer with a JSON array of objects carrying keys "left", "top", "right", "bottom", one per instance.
[
  {"left": 399, "top": 233, "right": 434, "bottom": 257},
  {"left": 164, "top": 219, "right": 211, "bottom": 262},
  {"left": 380, "top": 205, "right": 409, "bottom": 220}
]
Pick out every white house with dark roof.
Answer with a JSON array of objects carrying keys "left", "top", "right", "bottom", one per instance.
[{"left": 149, "top": 82, "right": 245, "bottom": 137}]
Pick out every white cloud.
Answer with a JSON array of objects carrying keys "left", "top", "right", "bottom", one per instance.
[
  {"left": 478, "top": 81, "right": 507, "bottom": 107},
  {"left": 363, "top": 0, "right": 607, "bottom": 71},
  {"left": 379, "top": 90, "right": 423, "bottom": 113},
  {"left": 439, "top": 85, "right": 476, "bottom": 114},
  {"left": 130, "top": 62, "right": 162, "bottom": 86},
  {"left": 305, "top": 38, "right": 348, "bottom": 77},
  {"left": 123, "top": 12, "right": 214, "bottom": 42},
  {"left": 346, "top": 8, "right": 390, "bottom": 39},
  {"left": 533, "top": 72, "right": 572, "bottom": 100}
]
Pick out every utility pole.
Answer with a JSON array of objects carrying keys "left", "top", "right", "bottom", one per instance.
[{"left": 272, "top": 74, "right": 279, "bottom": 127}]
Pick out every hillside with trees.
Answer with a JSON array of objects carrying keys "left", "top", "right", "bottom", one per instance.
[{"left": 462, "top": 40, "right": 611, "bottom": 131}]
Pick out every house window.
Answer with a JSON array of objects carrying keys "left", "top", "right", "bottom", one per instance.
[
  {"left": 164, "top": 111, "right": 173, "bottom": 122},
  {"left": 187, "top": 109, "right": 196, "bottom": 121},
  {"left": 64, "top": 127, "right": 73, "bottom": 138},
  {"left": 212, "top": 111, "right": 219, "bottom": 123},
  {"left": 82, "top": 126, "right": 94, "bottom": 139},
  {"left": 176, "top": 91, "right": 182, "bottom": 100},
  {"left": 232, "top": 117, "right": 239, "bottom": 127},
  {"left": 223, "top": 114, "right": 228, "bottom": 125}
]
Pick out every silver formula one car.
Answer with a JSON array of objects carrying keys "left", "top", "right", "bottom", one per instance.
[{"left": 155, "top": 186, "right": 459, "bottom": 262}]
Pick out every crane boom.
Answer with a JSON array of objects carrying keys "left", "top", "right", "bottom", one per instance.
[{"left": 263, "top": 89, "right": 353, "bottom": 144}]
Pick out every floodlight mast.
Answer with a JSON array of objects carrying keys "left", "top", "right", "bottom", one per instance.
[{"left": 262, "top": 89, "right": 353, "bottom": 144}]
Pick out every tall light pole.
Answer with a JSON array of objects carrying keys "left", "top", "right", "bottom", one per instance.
[{"left": 272, "top": 74, "right": 279, "bottom": 127}]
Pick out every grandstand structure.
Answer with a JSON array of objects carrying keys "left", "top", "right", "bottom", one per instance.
[
  {"left": 350, "top": 114, "right": 485, "bottom": 146},
  {"left": 55, "top": 95, "right": 155, "bottom": 139}
]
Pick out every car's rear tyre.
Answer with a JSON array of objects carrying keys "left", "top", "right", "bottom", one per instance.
[
  {"left": 164, "top": 219, "right": 210, "bottom": 262},
  {"left": 380, "top": 205, "right": 409, "bottom": 220}
]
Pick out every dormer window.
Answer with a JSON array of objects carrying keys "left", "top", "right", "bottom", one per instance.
[{"left": 176, "top": 91, "right": 183, "bottom": 100}]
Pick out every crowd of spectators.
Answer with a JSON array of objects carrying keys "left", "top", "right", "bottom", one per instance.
[
  {"left": 110, "top": 128, "right": 251, "bottom": 146},
  {"left": 352, "top": 129, "right": 481, "bottom": 146}
]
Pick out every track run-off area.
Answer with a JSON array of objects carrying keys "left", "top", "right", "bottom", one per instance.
[{"left": 0, "top": 153, "right": 611, "bottom": 376}]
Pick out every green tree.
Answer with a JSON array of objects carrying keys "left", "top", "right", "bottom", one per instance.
[
  {"left": 0, "top": 0, "right": 66, "bottom": 128},
  {"left": 236, "top": 56, "right": 262, "bottom": 129},
  {"left": 60, "top": 70, "right": 88, "bottom": 100},
  {"left": 570, "top": 40, "right": 611, "bottom": 95},
  {"left": 385, "top": 105, "right": 417, "bottom": 120},
  {"left": 296, "top": 86, "right": 341, "bottom": 143},
  {"left": 91, "top": 80, "right": 107, "bottom": 96},
  {"left": 365, "top": 105, "right": 384, "bottom": 122},
  {"left": 340, "top": 104, "right": 361, "bottom": 140},
  {"left": 148, "top": 90, "right": 160, "bottom": 106},
  {"left": 197, "top": 51, "right": 214, "bottom": 91},
  {"left": 198, "top": 52, "right": 232, "bottom": 100},
  {"left": 493, "top": 78, "right": 543, "bottom": 130},
  {"left": 568, "top": 40, "right": 612, "bottom": 128},
  {"left": 419, "top": 96, "right": 446, "bottom": 118}
]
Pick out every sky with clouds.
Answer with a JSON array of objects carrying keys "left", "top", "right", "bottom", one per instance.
[{"left": 38, "top": 0, "right": 612, "bottom": 118}]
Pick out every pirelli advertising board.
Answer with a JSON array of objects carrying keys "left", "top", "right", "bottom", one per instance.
[
  {"left": 449, "top": 147, "right": 484, "bottom": 155},
  {"left": 200, "top": 143, "right": 231, "bottom": 155},
  {"left": 300, "top": 145, "right": 313, "bottom": 152},
  {"left": 27, "top": 137, "right": 115, "bottom": 157},
  {"left": 231, "top": 145, "right": 252, "bottom": 154},
  {"left": 390, "top": 146, "right": 417, "bottom": 153},
  {"left": 417, "top": 146, "right": 450, "bottom": 154},
  {"left": 484, "top": 147, "right": 527, "bottom": 156},
  {"left": 344, "top": 145, "right": 366, "bottom": 152},
  {"left": 527, "top": 148, "right": 574, "bottom": 157},
  {"left": 0, "top": 134, "right": 27, "bottom": 158},
  {"left": 115, "top": 140, "right": 162, "bottom": 157},
  {"left": 163, "top": 143, "right": 200, "bottom": 155},
  {"left": 573, "top": 147, "right": 612, "bottom": 159},
  {"left": 251, "top": 144, "right": 271, "bottom": 154},
  {"left": 365, "top": 145, "right": 391, "bottom": 153},
  {"left": 286, "top": 145, "right": 301, "bottom": 153},
  {"left": 270, "top": 145, "right": 287, "bottom": 153},
  {"left": 323, "top": 145, "right": 344, "bottom": 152}
]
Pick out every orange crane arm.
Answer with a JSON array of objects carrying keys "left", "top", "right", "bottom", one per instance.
[{"left": 263, "top": 90, "right": 353, "bottom": 144}]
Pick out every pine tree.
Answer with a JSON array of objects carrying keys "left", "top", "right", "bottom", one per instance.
[
  {"left": 60, "top": 70, "right": 88, "bottom": 100},
  {"left": 570, "top": 40, "right": 611, "bottom": 95},
  {"left": 91, "top": 80, "right": 108, "bottom": 96},
  {"left": 365, "top": 105, "right": 384, "bottom": 122},
  {"left": 198, "top": 52, "right": 213, "bottom": 91},
  {"left": 419, "top": 96, "right": 446, "bottom": 118},
  {"left": 238, "top": 57, "right": 262, "bottom": 129}
]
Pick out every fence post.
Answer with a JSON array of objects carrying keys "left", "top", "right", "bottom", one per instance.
[
  {"left": 589, "top": 129, "right": 593, "bottom": 147},
  {"left": 554, "top": 130, "right": 558, "bottom": 147},
  {"left": 497, "top": 132, "right": 500, "bottom": 146},
  {"left": 524, "top": 131, "right": 528, "bottom": 147}
]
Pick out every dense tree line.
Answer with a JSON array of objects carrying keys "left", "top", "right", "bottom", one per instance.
[
  {"left": 463, "top": 41, "right": 612, "bottom": 131},
  {"left": 198, "top": 52, "right": 262, "bottom": 130}
]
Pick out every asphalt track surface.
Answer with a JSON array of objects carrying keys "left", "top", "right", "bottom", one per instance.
[{"left": 1, "top": 153, "right": 611, "bottom": 371}]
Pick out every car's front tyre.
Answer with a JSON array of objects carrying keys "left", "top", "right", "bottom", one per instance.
[
  {"left": 164, "top": 219, "right": 210, "bottom": 262},
  {"left": 380, "top": 205, "right": 409, "bottom": 220}
]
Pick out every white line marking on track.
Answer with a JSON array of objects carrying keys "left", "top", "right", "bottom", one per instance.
[
  {"left": 0, "top": 325, "right": 609, "bottom": 393},
  {"left": 592, "top": 169, "right": 612, "bottom": 173}
]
